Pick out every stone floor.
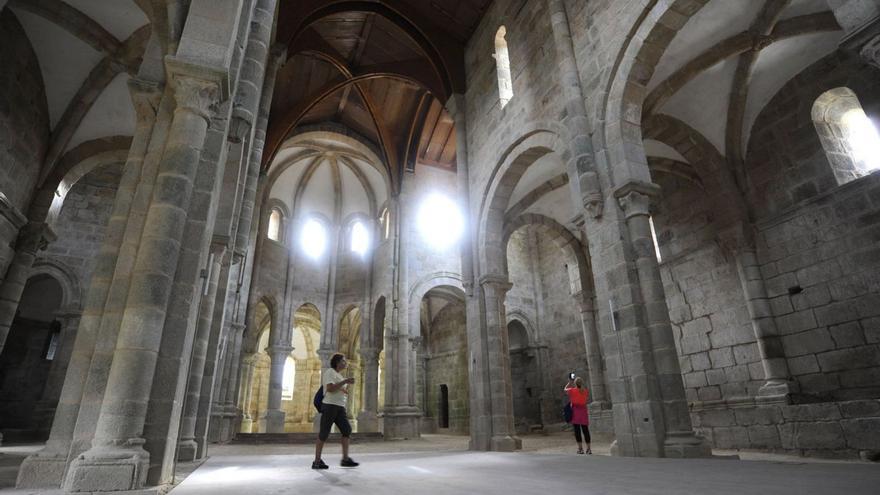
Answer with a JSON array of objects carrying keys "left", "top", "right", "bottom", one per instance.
[{"left": 2, "top": 434, "right": 879, "bottom": 494}]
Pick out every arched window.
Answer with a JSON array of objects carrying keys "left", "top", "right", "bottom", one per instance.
[
  {"left": 417, "top": 193, "right": 463, "bottom": 250},
  {"left": 267, "top": 208, "right": 282, "bottom": 241},
  {"left": 300, "top": 217, "right": 327, "bottom": 259},
  {"left": 281, "top": 356, "right": 295, "bottom": 400},
  {"left": 351, "top": 221, "right": 370, "bottom": 257},
  {"left": 812, "top": 87, "right": 880, "bottom": 185},
  {"left": 381, "top": 208, "right": 391, "bottom": 240},
  {"left": 494, "top": 26, "right": 513, "bottom": 108}
]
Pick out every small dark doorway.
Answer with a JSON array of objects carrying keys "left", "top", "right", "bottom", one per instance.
[{"left": 439, "top": 384, "right": 449, "bottom": 428}]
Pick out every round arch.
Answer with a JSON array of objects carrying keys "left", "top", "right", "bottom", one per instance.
[
  {"left": 29, "top": 259, "right": 82, "bottom": 312},
  {"left": 407, "top": 272, "right": 464, "bottom": 339},
  {"left": 476, "top": 124, "right": 571, "bottom": 278}
]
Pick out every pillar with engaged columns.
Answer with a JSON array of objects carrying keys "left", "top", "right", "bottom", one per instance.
[
  {"left": 612, "top": 181, "right": 711, "bottom": 458},
  {"left": 572, "top": 291, "right": 609, "bottom": 409},
  {"left": 177, "top": 242, "right": 226, "bottom": 461},
  {"left": 471, "top": 275, "right": 522, "bottom": 452},
  {"left": 719, "top": 224, "right": 793, "bottom": 397},
  {"left": 216, "top": 322, "right": 246, "bottom": 440},
  {"left": 357, "top": 347, "right": 381, "bottom": 431},
  {"left": 265, "top": 344, "right": 293, "bottom": 432},
  {"left": 63, "top": 74, "right": 219, "bottom": 493},
  {"left": 0, "top": 222, "right": 54, "bottom": 355},
  {"left": 16, "top": 77, "right": 162, "bottom": 489}
]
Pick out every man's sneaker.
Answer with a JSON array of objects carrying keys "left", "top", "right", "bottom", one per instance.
[
  {"left": 312, "top": 459, "right": 329, "bottom": 469},
  {"left": 340, "top": 457, "right": 359, "bottom": 467}
]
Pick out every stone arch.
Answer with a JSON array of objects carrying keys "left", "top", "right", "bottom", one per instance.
[
  {"left": 407, "top": 272, "right": 464, "bottom": 338},
  {"left": 243, "top": 296, "right": 276, "bottom": 354},
  {"left": 600, "top": 1, "right": 709, "bottom": 191},
  {"left": 502, "top": 213, "right": 591, "bottom": 296},
  {"left": 292, "top": 302, "right": 322, "bottom": 355},
  {"left": 811, "top": 86, "right": 880, "bottom": 184},
  {"left": 29, "top": 137, "right": 131, "bottom": 226},
  {"left": 476, "top": 124, "right": 571, "bottom": 278},
  {"left": 29, "top": 259, "right": 82, "bottom": 312},
  {"left": 505, "top": 310, "right": 537, "bottom": 346}
]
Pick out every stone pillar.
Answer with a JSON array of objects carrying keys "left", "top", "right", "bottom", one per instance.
[
  {"left": 0, "top": 193, "right": 27, "bottom": 285},
  {"left": 237, "top": 354, "right": 258, "bottom": 433},
  {"left": 63, "top": 75, "right": 219, "bottom": 493},
  {"left": 719, "top": 224, "right": 793, "bottom": 397},
  {"left": 357, "top": 347, "right": 380, "bottom": 432},
  {"left": 16, "top": 78, "right": 162, "bottom": 489},
  {"left": 265, "top": 344, "right": 293, "bottom": 432},
  {"left": 177, "top": 242, "right": 226, "bottom": 462},
  {"left": 0, "top": 222, "right": 54, "bottom": 354},
  {"left": 194, "top": 251, "right": 234, "bottom": 458},
  {"left": 478, "top": 275, "right": 521, "bottom": 452},
  {"left": 34, "top": 310, "right": 82, "bottom": 433},
  {"left": 613, "top": 182, "right": 710, "bottom": 458},
  {"left": 216, "top": 322, "right": 245, "bottom": 440},
  {"left": 572, "top": 291, "right": 608, "bottom": 408},
  {"left": 546, "top": 0, "right": 603, "bottom": 218}
]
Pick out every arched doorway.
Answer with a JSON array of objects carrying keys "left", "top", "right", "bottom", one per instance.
[
  {"left": 0, "top": 274, "right": 64, "bottom": 441},
  {"left": 507, "top": 319, "right": 541, "bottom": 433}
]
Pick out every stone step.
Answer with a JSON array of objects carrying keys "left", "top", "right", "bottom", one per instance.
[{"left": 231, "top": 432, "right": 384, "bottom": 444}]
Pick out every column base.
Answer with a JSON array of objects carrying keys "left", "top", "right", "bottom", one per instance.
[
  {"left": 16, "top": 450, "right": 66, "bottom": 488},
  {"left": 382, "top": 406, "right": 421, "bottom": 440},
  {"left": 176, "top": 439, "right": 198, "bottom": 463},
  {"left": 490, "top": 434, "right": 522, "bottom": 452},
  {"left": 240, "top": 415, "right": 254, "bottom": 433},
  {"left": 265, "top": 409, "right": 286, "bottom": 433},
  {"left": 663, "top": 431, "right": 712, "bottom": 458},
  {"left": 63, "top": 445, "right": 150, "bottom": 493}
]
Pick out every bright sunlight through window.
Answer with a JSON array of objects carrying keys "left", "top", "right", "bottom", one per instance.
[
  {"left": 267, "top": 209, "right": 281, "bottom": 241},
  {"left": 843, "top": 108, "right": 880, "bottom": 171},
  {"left": 417, "top": 193, "right": 463, "bottom": 250},
  {"left": 351, "top": 221, "right": 370, "bottom": 257},
  {"left": 300, "top": 218, "right": 326, "bottom": 259}
]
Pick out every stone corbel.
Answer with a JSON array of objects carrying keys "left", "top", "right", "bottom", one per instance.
[
  {"left": 478, "top": 273, "right": 513, "bottom": 295},
  {"left": 227, "top": 115, "right": 251, "bottom": 144},
  {"left": 578, "top": 169, "right": 604, "bottom": 219},
  {"left": 613, "top": 180, "right": 660, "bottom": 220},
  {"left": 128, "top": 78, "right": 163, "bottom": 122},
  {"left": 860, "top": 34, "right": 880, "bottom": 68},
  {"left": 716, "top": 221, "right": 756, "bottom": 259},
  {"left": 15, "top": 222, "right": 56, "bottom": 254}
]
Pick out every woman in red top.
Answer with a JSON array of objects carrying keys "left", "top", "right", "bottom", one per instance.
[{"left": 565, "top": 376, "right": 591, "bottom": 454}]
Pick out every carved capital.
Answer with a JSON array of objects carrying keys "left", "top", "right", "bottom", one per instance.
[
  {"left": 614, "top": 180, "right": 660, "bottom": 220},
  {"left": 479, "top": 274, "right": 513, "bottom": 296},
  {"left": 359, "top": 347, "right": 381, "bottom": 365},
  {"left": 128, "top": 78, "right": 162, "bottom": 121},
  {"left": 15, "top": 222, "right": 55, "bottom": 254},
  {"left": 578, "top": 170, "right": 604, "bottom": 219},
  {"left": 172, "top": 77, "right": 219, "bottom": 121}
]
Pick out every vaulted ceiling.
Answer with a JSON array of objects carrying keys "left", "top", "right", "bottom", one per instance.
[{"left": 264, "top": 0, "right": 493, "bottom": 194}]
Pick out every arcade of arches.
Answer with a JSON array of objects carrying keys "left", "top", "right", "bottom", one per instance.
[{"left": 0, "top": 0, "right": 879, "bottom": 492}]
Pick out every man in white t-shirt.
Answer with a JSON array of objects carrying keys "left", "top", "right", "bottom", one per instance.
[{"left": 312, "top": 353, "right": 359, "bottom": 469}]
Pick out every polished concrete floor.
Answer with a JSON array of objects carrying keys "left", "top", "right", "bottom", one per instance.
[{"left": 2, "top": 434, "right": 879, "bottom": 494}]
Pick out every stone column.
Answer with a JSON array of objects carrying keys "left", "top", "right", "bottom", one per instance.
[
  {"left": 546, "top": 0, "right": 603, "bottom": 218},
  {"left": 16, "top": 78, "right": 162, "bottom": 489},
  {"left": 357, "top": 347, "right": 380, "bottom": 432},
  {"left": 572, "top": 292, "right": 608, "bottom": 407},
  {"left": 177, "top": 242, "right": 226, "bottom": 462},
  {"left": 216, "top": 322, "right": 245, "bottom": 440},
  {"left": 237, "top": 353, "right": 258, "bottom": 433},
  {"left": 0, "top": 222, "right": 54, "bottom": 354},
  {"left": 64, "top": 75, "right": 219, "bottom": 493},
  {"left": 478, "top": 275, "right": 521, "bottom": 452},
  {"left": 613, "top": 182, "right": 710, "bottom": 458},
  {"left": 719, "top": 224, "right": 793, "bottom": 397},
  {"left": 0, "top": 194, "right": 27, "bottom": 285},
  {"left": 265, "top": 344, "right": 293, "bottom": 432},
  {"left": 34, "top": 310, "right": 82, "bottom": 433}
]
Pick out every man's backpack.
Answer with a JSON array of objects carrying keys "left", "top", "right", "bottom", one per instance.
[{"left": 313, "top": 386, "right": 323, "bottom": 413}]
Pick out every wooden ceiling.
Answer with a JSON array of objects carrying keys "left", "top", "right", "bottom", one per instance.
[{"left": 264, "top": 0, "right": 492, "bottom": 193}]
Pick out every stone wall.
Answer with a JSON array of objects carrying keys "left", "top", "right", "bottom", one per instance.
[
  {"left": 653, "top": 173, "right": 763, "bottom": 402},
  {"left": 40, "top": 164, "right": 123, "bottom": 290},
  {"left": 0, "top": 10, "right": 49, "bottom": 277},
  {"left": 424, "top": 302, "right": 469, "bottom": 433},
  {"left": 747, "top": 52, "right": 880, "bottom": 402}
]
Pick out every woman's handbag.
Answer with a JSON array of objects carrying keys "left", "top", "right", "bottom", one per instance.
[{"left": 563, "top": 402, "right": 573, "bottom": 423}]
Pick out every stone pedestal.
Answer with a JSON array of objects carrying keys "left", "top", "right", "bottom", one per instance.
[{"left": 382, "top": 405, "right": 421, "bottom": 440}]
